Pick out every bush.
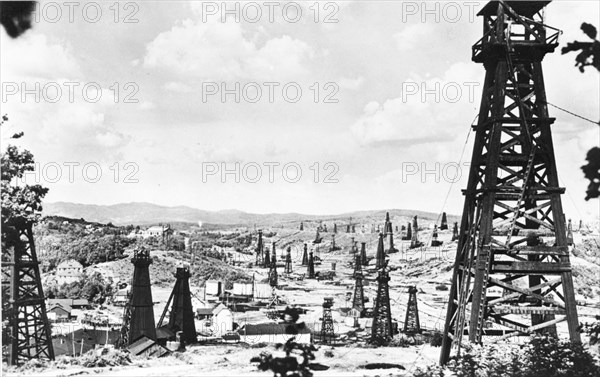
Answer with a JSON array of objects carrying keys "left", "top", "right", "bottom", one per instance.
[
  {"left": 412, "top": 334, "right": 600, "bottom": 377},
  {"left": 429, "top": 331, "right": 443, "bottom": 347},
  {"left": 435, "top": 284, "right": 449, "bottom": 291}
]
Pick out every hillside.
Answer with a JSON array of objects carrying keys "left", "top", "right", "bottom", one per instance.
[{"left": 42, "top": 201, "right": 459, "bottom": 226}]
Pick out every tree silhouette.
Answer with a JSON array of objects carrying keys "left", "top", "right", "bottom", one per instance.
[{"left": 562, "top": 23, "right": 600, "bottom": 72}]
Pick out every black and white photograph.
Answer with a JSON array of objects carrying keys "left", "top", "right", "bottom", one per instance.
[{"left": 1, "top": 0, "right": 599, "bottom": 375}]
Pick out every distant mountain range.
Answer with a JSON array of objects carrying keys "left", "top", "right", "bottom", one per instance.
[{"left": 42, "top": 201, "right": 458, "bottom": 226}]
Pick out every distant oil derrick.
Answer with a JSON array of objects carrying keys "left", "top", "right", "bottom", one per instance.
[
  {"left": 375, "top": 233, "right": 385, "bottom": 269},
  {"left": 451, "top": 222, "right": 459, "bottom": 241},
  {"left": 264, "top": 242, "right": 271, "bottom": 269},
  {"left": 313, "top": 229, "right": 322, "bottom": 244},
  {"left": 384, "top": 212, "right": 393, "bottom": 235},
  {"left": 307, "top": 251, "right": 315, "bottom": 279},
  {"left": 285, "top": 246, "right": 292, "bottom": 273},
  {"left": 118, "top": 247, "right": 156, "bottom": 347},
  {"left": 256, "top": 230, "right": 264, "bottom": 266},
  {"left": 431, "top": 224, "right": 443, "bottom": 247},
  {"left": 346, "top": 225, "right": 351, "bottom": 233},
  {"left": 2, "top": 220, "right": 54, "bottom": 365},
  {"left": 269, "top": 252, "right": 278, "bottom": 287},
  {"left": 349, "top": 237, "right": 355, "bottom": 254},
  {"left": 320, "top": 297, "right": 335, "bottom": 343},
  {"left": 157, "top": 266, "right": 197, "bottom": 344},
  {"left": 371, "top": 261, "right": 393, "bottom": 345},
  {"left": 410, "top": 216, "right": 423, "bottom": 249},
  {"left": 403, "top": 286, "right": 421, "bottom": 335},
  {"left": 301, "top": 243, "right": 308, "bottom": 266},
  {"left": 352, "top": 252, "right": 365, "bottom": 315},
  {"left": 333, "top": 223, "right": 337, "bottom": 234},
  {"left": 567, "top": 219, "right": 574, "bottom": 246},
  {"left": 330, "top": 235, "right": 340, "bottom": 252},
  {"left": 300, "top": 222, "right": 304, "bottom": 231},
  {"left": 384, "top": 212, "right": 398, "bottom": 253},
  {"left": 440, "top": 212, "right": 449, "bottom": 230},
  {"left": 402, "top": 223, "right": 412, "bottom": 241},
  {"left": 360, "top": 242, "right": 368, "bottom": 266}
]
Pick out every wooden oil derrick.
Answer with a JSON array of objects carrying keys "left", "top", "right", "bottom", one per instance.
[
  {"left": 440, "top": 212, "right": 449, "bottom": 230},
  {"left": 410, "top": 216, "right": 422, "bottom": 249},
  {"left": 2, "top": 222, "right": 54, "bottom": 365},
  {"left": 431, "top": 224, "right": 443, "bottom": 247},
  {"left": 384, "top": 212, "right": 398, "bottom": 253},
  {"left": 301, "top": 243, "right": 308, "bottom": 266},
  {"left": 157, "top": 266, "right": 197, "bottom": 344},
  {"left": 402, "top": 222, "right": 412, "bottom": 241},
  {"left": 320, "top": 297, "right": 335, "bottom": 343},
  {"left": 566, "top": 219, "right": 574, "bottom": 246},
  {"left": 118, "top": 247, "right": 156, "bottom": 347},
  {"left": 346, "top": 225, "right": 351, "bottom": 233},
  {"left": 384, "top": 212, "right": 393, "bottom": 235},
  {"left": 452, "top": 222, "right": 459, "bottom": 242},
  {"left": 371, "top": 261, "right": 393, "bottom": 345},
  {"left": 360, "top": 242, "right": 368, "bottom": 266},
  {"left": 352, "top": 252, "right": 365, "bottom": 315},
  {"left": 263, "top": 243, "right": 271, "bottom": 269},
  {"left": 313, "top": 229, "right": 322, "bottom": 244},
  {"left": 300, "top": 222, "right": 304, "bottom": 231},
  {"left": 440, "top": 0, "right": 580, "bottom": 365},
  {"left": 352, "top": 225, "right": 356, "bottom": 233},
  {"left": 333, "top": 223, "right": 337, "bottom": 234},
  {"left": 403, "top": 286, "right": 421, "bottom": 334},
  {"left": 307, "top": 251, "right": 315, "bottom": 279},
  {"left": 269, "top": 252, "right": 278, "bottom": 287},
  {"left": 285, "top": 246, "right": 292, "bottom": 273},
  {"left": 256, "top": 230, "right": 264, "bottom": 266},
  {"left": 330, "top": 235, "right": 339, "bottom": 252},
  {"left": 375, "top": 233, "right": 385, "bottom": 269}
]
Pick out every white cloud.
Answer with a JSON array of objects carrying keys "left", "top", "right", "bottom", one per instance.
[
  {"left": 394, "top": 23, "right": 431, "bottom": 51},
  {"left": 351, "top": 62, "right": 480, "bottom": 146},
  {"left": 164, "top": 81, "right": 193, "bottom": 93},
  {"left": 143, "top": 18, "right": 313, "bottom": 81},
  {"left": 338, "top": 76, "right": 365, "bottom": 90},
  {"left": 0, "top": 33, "right": 81, "bottom": 81}
]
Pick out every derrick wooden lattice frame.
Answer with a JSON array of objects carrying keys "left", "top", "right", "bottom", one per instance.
[
  {"left": 1, "top": 222, "right": 54, "bottom": 365},
  {"left": 440, "top": 0, "right": 580, "bottom": 365}
]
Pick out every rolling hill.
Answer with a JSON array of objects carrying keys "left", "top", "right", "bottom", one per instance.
[{"left": 41, "top": 201, "right": 458, "bottom": 226}]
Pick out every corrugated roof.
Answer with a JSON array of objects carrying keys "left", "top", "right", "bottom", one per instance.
[
  {"left": 238, "top": 323, "right": 311, "bottom": 336},
  {"left": 128, "top": 336, "right": 156, "bottom": 355}
]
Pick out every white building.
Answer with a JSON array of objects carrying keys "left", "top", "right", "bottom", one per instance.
[
  {"left": 196, "top": 303, "right": 233, "bottom": 336},
  {"left": 56, "top": 259, "right": 83, "bottom": 285},
  {"left": 142, "top": 226, "right": 164, "bottom": 239}
]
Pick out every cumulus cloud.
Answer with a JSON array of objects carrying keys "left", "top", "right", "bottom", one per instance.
[
  {"left": 394, "top": 23, "right": 431, "bottom": 51},
  {"left": 143, "top": 18, "right": 313, "bottom": 81},
  {"left": 351, "top": 62, "right": 481, "bottom": 146},
  {"left": 0, "top": 33, "right": 81, "bottom": 81}
]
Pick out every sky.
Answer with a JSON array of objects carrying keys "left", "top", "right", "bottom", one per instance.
[{"left": 1, "top": 0, "right": 599, "bottom": 220}]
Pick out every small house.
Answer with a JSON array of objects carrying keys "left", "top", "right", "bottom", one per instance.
[
  {"left": 196, "top": 303, "right": 233, "bottom": 336},
  {"left": 47, "top": 303, "right": 71, "bottom": 322}
]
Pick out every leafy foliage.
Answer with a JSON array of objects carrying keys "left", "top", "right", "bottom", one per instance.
[
  {"left": 581, "top": 147, "right": 600, "bottom": 200},
  {"left": 562, "top": 23, "right": 600, "bottom": 73},
  {"left": 412, "top": 334, "right": 600, "bottom": 377},
  {"left": 46, "top": 272, "right": 114, "bottom": 303}
]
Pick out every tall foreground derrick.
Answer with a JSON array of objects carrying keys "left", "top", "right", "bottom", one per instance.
[
  {"left": 158, "top": 266, "right": 197, "bottom": 344},
  {"left": 119, "top": 247, "right": 156, "bottom": 347},
  {"left": 2, "top": 221, "right": 54, "bottom": 365},
  {"left": 440, "top": 0, "right": 580, "bottom": 364}
]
